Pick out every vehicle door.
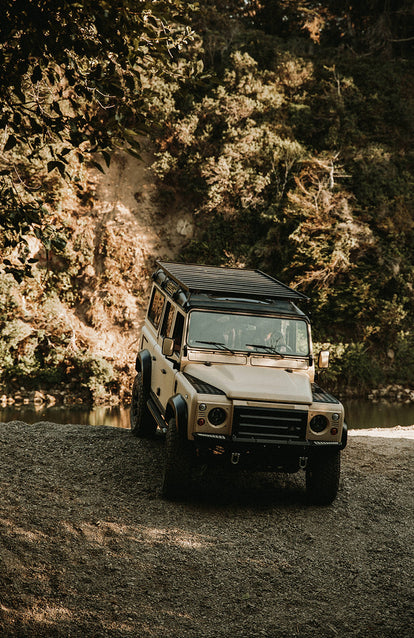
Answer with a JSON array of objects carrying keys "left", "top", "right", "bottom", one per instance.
[
  {"left": 144, "top": 285, "right": 166, "bottom": 373},
  {"left": 151, "top": 302, "right": 184, "bottom": 413}
]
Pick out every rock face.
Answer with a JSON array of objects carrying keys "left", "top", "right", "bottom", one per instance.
[
  {"left": 368, "top": 385, "right": 414, "bottom": 403},
  {"left": 1, "top": 143, "right": 195, "bottom": 404},
  {"left": 72, "top": 144, "right": 194, "bottom": 367}
]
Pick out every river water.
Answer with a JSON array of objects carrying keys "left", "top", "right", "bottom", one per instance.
[{"left": 1, "top": 400, "right": 414, "bottom": 430}]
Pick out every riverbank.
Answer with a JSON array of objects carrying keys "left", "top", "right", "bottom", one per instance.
[
  {"left": 0, "top": 420, "right": 413, "bottom": 637},
  {"left": 0, "top": 387, "right": 123, "bottom": 408},
  {"left": 2, "top": 398, "right": 414, "bottom": 432},
  {"left": 1, "top": 382, "right": 413, "bottom": 410}
]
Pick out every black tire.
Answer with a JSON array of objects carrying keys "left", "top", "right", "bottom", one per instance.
[
  {"left": 130, "top": 372, "right": 156, "bottom": 437},
  {"left": 306, "top": 450, "right": 340, "bottom": 505},
  {"left": 161, "top": 417, "right": 193, "bottom": 499}
]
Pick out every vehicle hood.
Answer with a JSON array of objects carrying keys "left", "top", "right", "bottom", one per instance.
[{"left": 184, "top": 364, "right": 312, "bottom": 404}]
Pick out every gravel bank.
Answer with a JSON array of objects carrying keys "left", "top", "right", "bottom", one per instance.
[{"left": 0, "top": 421, "right": 413, "bottom": 638}]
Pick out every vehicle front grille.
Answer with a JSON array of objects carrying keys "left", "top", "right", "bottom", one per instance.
[{"left": 233, "top": 406, "right": 307, "bottom": 443}]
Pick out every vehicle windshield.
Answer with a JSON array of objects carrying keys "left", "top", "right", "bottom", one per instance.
[{"left": 187, "top": 311, "right": 309, "bottom": 357}]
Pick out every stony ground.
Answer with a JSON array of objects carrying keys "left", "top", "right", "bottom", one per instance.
[{"left": 0, "top": 421, "right": 413, "bottom": 638}]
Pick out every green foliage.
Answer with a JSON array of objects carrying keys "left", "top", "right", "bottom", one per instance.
[
  {"left": 391, "top": 333, "right": 414, "bottom": 385},
  {"left": 152, "top": 49, "right": 307, "bottom": 219},
  {"left": 70, "top": 354, "right": 115, "bottom": 402},
  {"left": 249, "top": 1, "right": 414, "bottom": 57},
  {"left": 0, "top": 283, "right": 115, "bottom": 400},
  {"left": 0, "top": 0, "right": 196, "bottom": 278},
  {"left": 148, "top": 1, "right": 414, "bottom": 391},
  {"left": 315, "top": 342, "right": 382, "bottom": 396},
  {"left": 0, "top": 316, "right": 115, "bottom": 401},
  {"left": 1, "top": 1, "right": 413, "bottom": 396},
  {"left": 0, "top": 275, "right": 19, "bottom": 320}
]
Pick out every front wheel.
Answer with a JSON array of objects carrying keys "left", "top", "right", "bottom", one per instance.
[
  {"left": 306, "top": 450, "right": 340, "bottom": 505},
  {"left": 161, "top": 417, "right": 194, "bottom": 499},
  {"left": 130, "top": 372, "right": 156, "bottom": 437}
]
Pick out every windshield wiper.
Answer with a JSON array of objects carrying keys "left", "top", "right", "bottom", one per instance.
[
  {"left": 195, "top": 340, "right": 235, "bottom": 354},
  {"left": 245, "top": 343, "right": 284, "bottom": 357}
]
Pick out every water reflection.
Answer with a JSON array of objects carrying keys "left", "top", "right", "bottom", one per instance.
[
  {"left": 343, "top": 399, "right": 414, "bottom": 430},
  {"left": 0, "top": 405, "right": 131, "bottom": 429},
  {"left": 1, "top": 400, "right": 413, "bottom": 430}
]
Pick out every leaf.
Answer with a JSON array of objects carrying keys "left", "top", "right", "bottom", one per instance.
[
  {"left": 47, "top": 161, "right": 66, "bottom": 177},
  {"left": 196, "top": 59, "right": 204, "bottom": 75},
  {"left": 24, "top": 266, "right": 34, "bottom": 278},
  {"left": 102, "top": 150, "right": 111, "bottom": 168},
  {"left": 31, "top": 65, "right": 42, "bottom": 83},
  {"left": 3, "top": 135, "right": 18, "bottom": 152},
  {"left": 29, "top": 117, "right": 43, "bottom": 134},
  {"left": 5, "top": 267, "right": 23, "bottom": 284},
  {"left": 126, "top": 147, "right": 142, "bottom": 161},
  {"left": 91, "top": 160, "right": 105, "bottom": 173},
  {"left": 56, "top": 152, "right": 69, "bottom": 164},
  {"left": 124, "top": 74, "right": 135, "bottom": 91},
  {"left": 51, "top": 235, "right": 67, "bottom": 251},
  {"left": 13, "top": 112, "right": 22, "bottom": 127},
  {"left": 52, "top": 101, "right": 63, "bottom": 116},
  {"left": 12, "top": 85, "right": 25, "bottom": 102}
]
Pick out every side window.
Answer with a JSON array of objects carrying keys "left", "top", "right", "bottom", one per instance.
[
  {"left": 148, "top": 288, "right": 165, "bottom": 330},
  {"left": 172, "top": 312, "right": 185, "bottom": 352},
  {"left": 161, "top": 302, "right": 175, "bottom": 337}
]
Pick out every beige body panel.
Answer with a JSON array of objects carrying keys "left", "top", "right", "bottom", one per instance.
[
  {"left": 139, "top": 279, "right": 346, "bottom": 447},
  {"left": 184, "top": 363, "right": 313, "bottom": 404}
]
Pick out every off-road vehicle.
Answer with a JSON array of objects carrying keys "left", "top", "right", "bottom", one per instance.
[{"left": 130, "top": 261, "right": 347, "bottom": 504}]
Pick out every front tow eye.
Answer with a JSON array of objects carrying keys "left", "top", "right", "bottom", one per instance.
[{"left": 231, "top": 452, "right": 240, "bottom": 465}]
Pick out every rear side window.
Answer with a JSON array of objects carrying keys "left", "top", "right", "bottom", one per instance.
[
  {"left": 148, "top": 288, "right": 165, "bottom": 329},
  {"left": 161, "top": 302, "right": 175, "bottom": 337}
]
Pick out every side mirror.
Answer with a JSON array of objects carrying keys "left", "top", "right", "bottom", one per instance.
[
  {"left": 162, "top": 337, "right": 174, "bottom": 357},
  {"left": 318, "top": 350, "right": 330, "bottom": 368}
]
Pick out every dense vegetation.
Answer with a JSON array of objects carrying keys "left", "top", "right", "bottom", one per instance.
[
  {"left": 150, "top": 1, "right": 414, "bottom": 394},
  {"left": 1, "top": 1, "right": 413, "bottom": 400}
]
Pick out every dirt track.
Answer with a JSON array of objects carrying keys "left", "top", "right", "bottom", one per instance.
[{"left": 0, "top": 421, "right": 413, "bottom": 638}]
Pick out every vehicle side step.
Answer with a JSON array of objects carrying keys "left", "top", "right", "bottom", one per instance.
[{"left": 147, "top": 396, "right": 166, "bottom": 431}]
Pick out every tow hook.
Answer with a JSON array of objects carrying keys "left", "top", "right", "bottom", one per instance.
[
  {"left": 299, "top": 456, "right": 307, "bottom": 469},
  {"left": 231, "top": 452, "right": 240, "bottom": 465}
]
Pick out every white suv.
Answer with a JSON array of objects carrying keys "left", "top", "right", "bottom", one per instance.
[{"left": 130, "top": 261, "right": 347, "bottom": 503}]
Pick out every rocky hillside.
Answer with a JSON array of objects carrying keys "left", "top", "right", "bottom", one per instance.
[
  {"left": 1, "top": 2, "right": 413, "bottom": 404},
  {"left": 0, "top": 142, "right": 193, "bottom": 405}
]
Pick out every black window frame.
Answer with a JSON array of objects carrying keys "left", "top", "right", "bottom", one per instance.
[
  {"left": 147, "top": 286, "right": 166, "bottom": 330},
  {"left": 171, "top": 311, "right": 185, "bottom": 353}
]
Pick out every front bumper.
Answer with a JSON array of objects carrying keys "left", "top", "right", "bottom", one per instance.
[
  {"left": 192, "top": 432, "right": 344, "bottom": 470},
  {"left": 193, "top": 432, "right": 345, "bottom": 452}
]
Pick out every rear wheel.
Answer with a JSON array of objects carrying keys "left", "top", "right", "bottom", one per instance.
[
  {"left": 162, "top": 417, "right": 193, "bottom": 499},
  {"left": 130, "top": 372, "right": 156, "bottom": 437},
  {"left": 306, "top": 450, "right": 340, "bottom": 505}
]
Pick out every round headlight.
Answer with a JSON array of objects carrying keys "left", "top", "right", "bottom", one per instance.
[
  {"left": 199, "top": 403, "right": 207, "bottom": 411},
  {"left": 332, "top": 413, "right": 340, "bottom": 422},
  {"left": 208, "top": 407, "right": 226, "bottom": 426},
  {"left": 310, "top": 414, "right": 329, "bottom": 433}
]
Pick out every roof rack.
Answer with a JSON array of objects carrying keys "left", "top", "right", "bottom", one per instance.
[{"left": 155, "top": 261, "right": 308, "bottom": 302}]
